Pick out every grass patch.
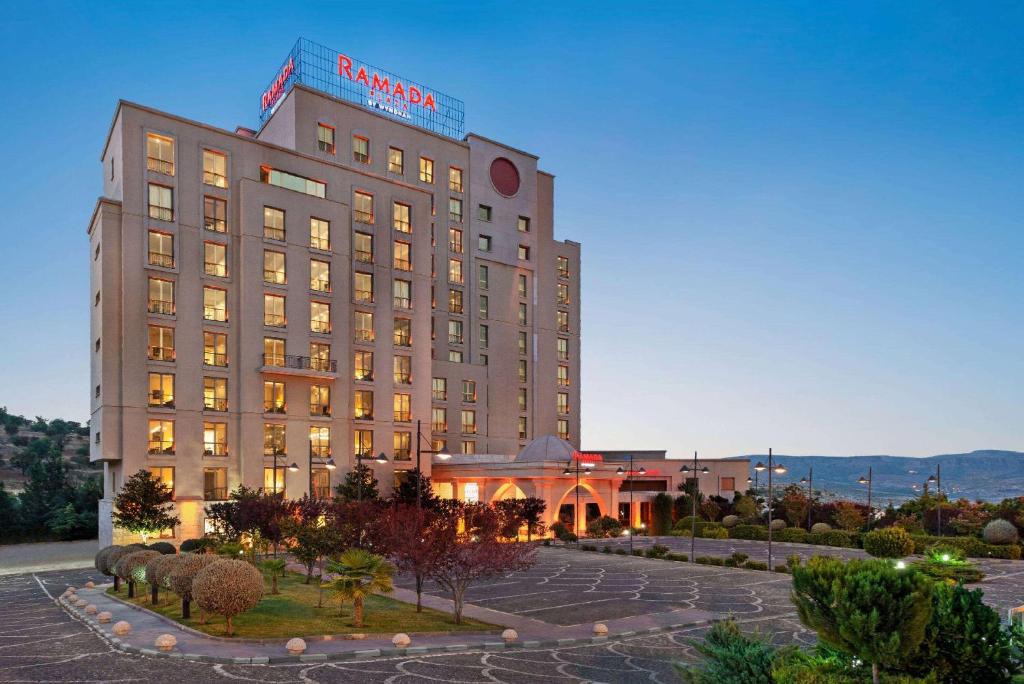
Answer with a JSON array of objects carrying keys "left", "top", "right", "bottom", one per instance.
[{"left": 108, "top": 571, "right": 497, "bottom": 639}]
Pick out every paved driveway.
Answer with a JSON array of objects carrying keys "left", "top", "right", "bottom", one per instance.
[{"left": 0, "top": 539, "right": 97, "bottom": 575}]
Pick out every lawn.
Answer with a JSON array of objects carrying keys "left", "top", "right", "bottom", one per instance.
[{"left": 108, "top": 571, "right": 497, "bottom": 639}]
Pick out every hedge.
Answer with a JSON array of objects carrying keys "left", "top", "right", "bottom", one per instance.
[
  {"left": 729, "top": 524, "right": 769, "bottom": 541},
  {"left": 862, "top": 527, "right": 915, "bottom": 558},
  {"left": 910, "top": 535, "right": 1021, "bottom": 560},
  {"left": 775, "top": 528, "right": 808, "bottom": 543}
]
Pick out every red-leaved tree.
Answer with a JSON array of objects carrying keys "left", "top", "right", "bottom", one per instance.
[{"left": 381, "top": 504, "right": 451, "bottom": 611}]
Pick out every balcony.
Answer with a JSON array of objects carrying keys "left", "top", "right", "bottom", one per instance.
[
  {"left": 204, "top": 487, "right": 228, "bottom": 501},
  {"left": 260, "top": 353, "right": 338, "bottom": 379}
]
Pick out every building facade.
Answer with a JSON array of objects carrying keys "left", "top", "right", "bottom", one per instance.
[{"left": 89, "top": 46, "right": 581, "bottom": 545}]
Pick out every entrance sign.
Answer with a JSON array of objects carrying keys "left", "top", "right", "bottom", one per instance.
[{"left": 258, "top": 38, "right": 465, "bottom": 139}]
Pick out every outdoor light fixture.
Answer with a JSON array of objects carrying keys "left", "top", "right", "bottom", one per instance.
[
  {"left": 287, "top": 462, "right": 299, "bottom": 472},
  {"left": 754, "top": 462, "right": 767, "bottom": 472},
  {"left": 638, "top": 466, "right": 647, "bottom": 475},
  {"left": 325, "top": 459, "right": 337, "bottom": 470},
  {"left": 858, "top": 476, "right": 869, "bottom": 485},
  {"left": 895, "top": 560, "right": 906, "bottom": 570},
  {"left": 858, "top": 467, "right": 874, "bottom": 530},
  {"left": 375, "top": 452, "right": 388, "bottom": 464},
  {"left": 562, "top": 466, "right": 572, "bottom": 475},
  {"left": 436, "top": 452, "right": 452, "bottom": 460},
  {"left": 940, "top": 553, "right": 951, "bottom": 563},
  {"left": 616, "top": 466, "right": 625, "bottom": 475},
  {"left": 765, "top": 449, "right": 786, "bottom": 571}
]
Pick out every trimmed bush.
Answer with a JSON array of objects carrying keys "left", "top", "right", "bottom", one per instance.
[
  {"left": 730, "top": 524, "right": 769, "bottom": 541},
  {"left": 631, "top": 549, "right": 644, "bottom": 557},
  {"left": 862, "top": 527, "right": 915, "bottom": 558},
  {"left": 776, "top": 528, "right": 808, "bottom": 543},
  {"left": 586, "top": 515, "right": 623, "bottom": 538},
  {"left": 674, "top": 515, "right": 700, "bottom": 530},
  {"left": 982, "top": 518, "right": 1020, "bottom": 545},
  {"left": 910, "top": 534, "right": 1022, "bottom": 560},
  {"left": 665, "top": 553, "right": 688, "bottom": 562},
  {"left": 810, "top": 522, "right": 832, "bottom": 534},
  {"left": 724, "top": 552, "right": 749, "bottom": 567},
  {"left": 646, "top": 544, "right": 669, "bottom": 558},
  {"left": 807, "top": 530, "right": 858, "bottom": 548},
  {"left": 614, "top": 548, "right": 627, "bottom": 555},
  {"left": 147, "top": 541, "right": 177, "bottom": 555},
  {"left": 769, "top": 518, "right": 787, "bottom": 532},
  {"left": 721, "top": 514, "right": 740, "bottom": 528},
  {"left": 179, "top": 538, "right": 209, "bottom": 553},
  {"left": 580, "top": 544, "right": 598, "bottom": 552},
  {"left": 695, "top": 556, "right": 725, "bottom": 566},
  {"left": 601, "top": 546, "right": 612, "bottom": 554},
  {"left": 114, "top": 550, "right": 160, "bottom": 584},
  {"left": 192, "top": 559, "right": 264, "bottom": 636},
  {"left": 94, "top": 545, "right": 123, "bottom": 575},
  {"left": 144, "top": 554, "right": 176, "bottom": 589},
  {"left": 743, "top": 560, "right": 768, "bottom": 571},
  {"left": 167, "top": 553, "right": 221, "bottom": 619}
]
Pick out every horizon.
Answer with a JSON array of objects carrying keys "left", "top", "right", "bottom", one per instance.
[{"left": 1, "top": 3, "right": 1022, "bottom": 458}]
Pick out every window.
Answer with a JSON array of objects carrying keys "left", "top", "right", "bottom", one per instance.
[
  {"left": 149, "top": 467, "right": 175, "bottom": 497},
  {"left": 148, "top": 419, "right": 174, "bottom": 454},
  {"left": 392, "top": 202, "right": 411, "bottom": 232},
  {"left": 518, "top": 416, "right": 528, "bottom": 440},
  {"left": 432, "top": 439, "right": 446, "bottom": 453},
  {"left": 354, "top": 350, "right": 374, "bottom": 381},
  {"left": 310, "top": 217, "right": 330, "bottom": 250},
  {"left": 202, "top": 150, "right": 227, "bottom": 188},
  {"left": 557, "top": 283, "right": 570, "bottom": 305},
  {"left": 264, "top": 423, "right": 286, "bottom": 455},
  {"left": 203, "top": 423, "right": 227, "bottom": 457},
  {"left": 203, "top": 287, "right": 227, "bottom": 322},
  {"left": 518, "top": 388, "right": 527, "bottom": 411},
  {"left": 393, "top": 241, "right": 411, "bottom": 271},
  {"left": 354, "top": 390, "right": 374, "bottom": 420},
  {"left": 394, "top": 393, "right": 411, "bottom": 422},
  {"left": 449, "top": 349, "right": 463, "bottom": 363},
  {"left": 310, "top": 301, "right": 331, "bottom": 333},
  {"left": 518, "top": 216, "right": 531, "bottom": 233},
  {"left": 449, "top": 166, "right": 463, "bottom": 192},
  {"left": 558, "top": 419, "right": 570, "bottom": 441},
  {"left": 557, "top": 338, "right": 569, "bottom": 361},
  {"left": 148, "top": 325, "right": 174, "bottom": 361},
  {"left": 479, "top": 324, "right": 489, "bottom": 349},
  {"left": 312, "top": 468, "right": 332, "bottom": 499},
  {"left": 394, "top": 356, "right": 411, "bottom": 384},
  {"left": 721, "top": 477, "right": 736, "bottom": 491},
  {"left": 203, "top": 242, "right": 227, "bottom": 277},
  {"left": 461, "top": 410, "right": 477, "bottom": 434},
  {"left": 260, "top": 166, "right": 326, "bottom": 198},
  {"left": 355, "top": 311, "right": 375, "bottom": 343},
  {"left": 148, "top": 231, "right": 174, "bottom": 268},
  {"left": 148, "top": 278, "right": 174, "bottom": 315},
  {"left": 432, "top": 377, "right": 447, "bottom": 401},
  {"left": 518, "top": 360, "right": 528, "bottom": 383},
  {"left": 393, "top": 279, "right": 411, "bottom": 309},
  {"left": 264, "top": 467, "right": 286, "bottom": 496},
  {"left": 518, "top": 274, "right": 528, "bottom": 298},
  {"left": 263, "top": 251, "right": 286, "bottom": 285},
  {"left": 148, "top": 372, "right": 174, "bottom": 408},
  {"left": 310, "top": 426, "right": 331, "bottom": 458},
  {"left": 477, "top": 204, "right": 492, "bottom": 221},
  {"left": 352, "top": 135, "right": 370, "bottom": 163},
  {"left": 557, "top": 365, "right": 569, "bottom": 386},
  {"left": 557, "top": 392, "right": 569, "bottom": 414},
  {"left": 448, "top": 320, "right": 463, "bottom": 345},
  {"left": 204, "top": 331, "right": 227, "bottom": 367},
  {"left": 354, "top": 429, "right": 373, "bottom": 457},
  {"left": 203, "top": 467, "right": 227, "bottom": 501},
  {"left": 264, "top": 380, "right": 285, "bottom": 413},
  {"left": 462, "top": 380, "right": 476, "bottom": 403},
  {"left": 310, "top": 342, "right": 332, "bottom": 371},
  {"left": 317, "top": 123, "right": 335, "bottom": 153},
  {"left": 264, "top": 293, "right": 285, "bottom": 327},
  {"left": 393, "top": 432, "right": 412, "bottom": 461},
  {"left": 310, "top": 259, "right": 331, "bottom": 292},
  {"left": 478, "top": 235, "right": 492, "bottom": 252},
  {"left": 354, "top": 191, "right": 374, "bottom": 223},
  {"left": 518, "top": 303, "right": 528, "bottom": 325},
  {"left": 461, "top": 441, "right": 476, "bottom": 456},
  {"left": 354, "top": 232, "right": 373, "bottom": 263},
  {"left": 146, "top": 134, "right": 174, "bottom": 175},
  {"left": 448, "top": 228, "right": 463, "bottom": 253},
  {"left": 557, "top": 310, "right": 570, "bottom": 333},
  {"left": 419, "top": 156, "right": 433, "bottom": 183},
  {"left": 449, "top": 198, "right": 463, "bottom": 222},
  {"left": 203, "top": 377, "right": 227, "bottom": 411},
  {"left": 518, "top": 245, "right": 530, "bottom": 261},
  {"left": 448, "top": 259, "right": 463, "bottom": 284},
  {"left": 432, "top": 407, "right": 447, "bottom": 432},
  {"left": 479, "top": 295, "right": 488, "bottom": 319},
  {"left": 388, "top": 147, "right": 404, "bottom": 174},
  {"left": 557, "top": 256, "right": 570, "bottom": 278},
  {"left": 263, "top": 337, "right": 285, "bottom": 366},
  {"left": 203, "top": 196, "right": 226, "bottom": 233},
  {"left": 393, "top": 317, "right": 410, "bottom": 346},
  {"left": 354, "top": 272, "right": 374, "bottom": 303},
  {"left": 479, "top": 265, "right": 489, "bottom": 289},
  {"left": 518, "top": 331, "right": 527, "bottom": 355},
  {"left": 448, "top": 289, "right": 463, "bottom": 314},
  {"left": 310, "top": 384, "right": 331, "bottom": 417},
  {"left": 148, "top": 183, "right": 173, "bottom": 221},
  {"left": 264, "top": 207, "right": 286, "bottom": 241}
]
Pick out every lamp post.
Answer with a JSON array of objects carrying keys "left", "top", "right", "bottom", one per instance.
[
  {"left": 679, "top": 451, "right": 710, "bottom": 563},
  {"left": 563, "top": 458, "right": 593, "bottom": 537},
  {"left": 616, "top": 456, "right": 645, "bottom": 554},
  {"left": 858, "top": 467, "right": 873, "bottom": 530},
  {"left": 753, "top": 460, "right": 767, "bottom": 511},
  {"left": 799, "top": 467, "right": 813, "bottom": 530},
  {"left": 765, "top": 449, "right": 787, "bottom": 571},
  {"left": 413, "top": 419, "right": 451, "bottom": 509},
  {"left": 271, "top": 451, "right": 299, "bottom": 495},
  {"left": 927, "top": 464, "right": 942, "bottom": 536},
  {"left": 308, "top": 440, "right": 336, "bottom": 500},
  {"left": 355, "top": 451, "right": 388, "bottom": 502}
]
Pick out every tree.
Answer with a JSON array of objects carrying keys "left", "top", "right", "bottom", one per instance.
[
  {"left": 391, "top": 468, "right": 439, "bottom": 509},
  {"left": 831, "top": 502, "right": 866, "bottom": 531},
  {"left": 492, "top": 498, "right": 526, "bottom": 539},
  {"left": 381, "top": 504, "right": 449, "bottom": 611},
  {"left": 675, "top": 618, "right": 794, "bottom": 684},
  {"left": 652, "top": 493, "right": 674, "bottom": 535},
  {"left": 334, "top": 464, "right": 379, "bottom": 502},
  {"left": 520, "top": 497, "right": 547, "bottom": 541},
  {"left": 326, "top": 548, "right": 394, "bottom": 627},
  {"left": 0, "top": 482, "right": 21, "bottom": 542},
  {"left": 192, "top": 559, "right": 264, "bottom": 636},
  {"left": 112, "top": 470, "right": 180, "bottom": 544},
  {"left": 791, "top": 557, "right": 933, "bottom": 684},
  {"left": 18, "top": 452, "right": 72, "bottom": 534},
  {"left": 11, "top": 436, "right": 61, "bottom": 475},
  {"left": 204, "top": 486, "right": 293, "bottom": 558},
  {"left": 260, "top": 558, "right": 286, "bottom": 594},
  {"left": 282, "top": 515, "right": 342, "bottom": 586},
  {"left": 779, "top": 484, "right": 811, "bottom": 528}
]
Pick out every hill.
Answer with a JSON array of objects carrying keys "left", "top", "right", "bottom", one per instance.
[
  {"left": 0, "top": 408, "right": 99, "bottom": 493},
  {"left": 729, "top": 450, "right": 1024, "bottom": 504}
]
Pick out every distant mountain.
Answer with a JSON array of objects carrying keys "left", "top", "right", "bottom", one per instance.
[{"left": 727, "top": 450, "right": 1024, "bottom": 504}]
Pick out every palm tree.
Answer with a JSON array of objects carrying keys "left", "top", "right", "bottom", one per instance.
[
  {"left": 325, "top": 549, "right": 394, "bottom": 627},
  {"left": 260, "top": 558, "right": 287, "bottom": 594}
]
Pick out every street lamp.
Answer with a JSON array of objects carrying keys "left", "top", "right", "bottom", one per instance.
[
  {"left": 753, "top": 460, "right": 767, "bottom": 511},
  {"left": 680, "top": 451, "right": 710, "bottom": 563},
  {"left": 412, "top": 419, "right": 451, "bottom": 509},
  {"left": 765, "top": 449, "right": 786, "bottom": 571},
  {"left": 858, "top": 467, "right": 873, "bottom": 530},
  {"left": 799, "top": 466, "right": 813, "bottom": 530},
  {"left": 354, "top": 451, "right": 388, "bottom": 502},
  {"left": 563, "top": 457, "right": 593, "bottom": 537},
  {"left": 270, "top": 450, "right": 299, "bottom": 496},
  {"left": 616, "top": 457, "right": 645, "bottom": 554},
  {"left": 927, "top": 464, "right": 942, "bottom": 536},
  {"left": 307, "top": 439, "right": 337, "bottom": 501}
]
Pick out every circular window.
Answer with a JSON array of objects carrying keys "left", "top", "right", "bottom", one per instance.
[{"left": 489, "top": 157, "right": 520, "bottom": 197}]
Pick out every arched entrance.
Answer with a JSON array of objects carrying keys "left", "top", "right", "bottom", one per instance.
[
  {"left": 491, "top": 482, "right": 528, "bottom": 502},
  {"left": 554, "top": 482, "right": 607, "bottom": 535}
]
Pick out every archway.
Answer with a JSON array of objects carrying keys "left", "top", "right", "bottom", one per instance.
[
  {"left": 554, "top": 482, "right": 607, "bottom": 535},
  {"left": 491, "top": 482, "right": 528, "bottom": 502}
]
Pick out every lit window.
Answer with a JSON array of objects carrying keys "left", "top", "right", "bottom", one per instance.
[
  {"left": 264, "top": 207, "right": 285, "bottom": 241},
  {"left": 149, "top": 467, "right": 175, "bottom": 497},
  {"left": 461, "top": 410, "right": 477, "bottom": 434},
  {"left": 392, "top": 202, "right": 411, "bottom": 232},
  {"left": 557, "top": 337, "right": 569, "bottom": 361},
  {"left": 518, "top": 360, "right": 528, "bottom": 383},
  {"left": 518, "top": 274, "right": 527, "bottom": 297},
  {"left": 448, "top": 320, "right": 463, "bottom": 345},
  {"left": 202, "top": 150, "right": 227, "bottom": 188},
  {"left": 310, "top": 342, "right": 332, "bottom": 371},
  {"left": 557, "top": 365, "right": 569, "bottom": 386},
  {"left": 310, "top": 217, "right": 330, "bottom": 250},
  {"left": 354, "top": 350, "right": 374, "bottom": 381},
  {"left": 263, "top": 251, "right": 286, "bottom": 284},
  {"left": 478, "top": 235, "right": 492, "bottom": 252},
  {"left": 393, "top": 241, "right": 411, "bottom": 271},
  {"left": 146, "top": 134, "right": 174, "bottom": 175},
  {"left": 394, "top": 356, "right": 412, "bottom": 384},
  {"left": 264, "top": 293, "right": 286, "bottom": 327},
  {"left": 352, "top": 135, "right": 370, "bottom": 164},
  {"left": 557, "top": 419, "right": 569, "bottom": 441},
  {"left": 448, "top": 228, "right": 463, "bottom": 253},
  {"left": 263, "top": 380, "right": 285, "bottom": 413},
  {"left": 354, "top": 429, "right": 373, "bottom": 457},
  {"left": 557, "top": 393, "right": 569, "bottom": 415},
  {"left": 311, "top": 259, "right": 331, "bottom": 292},
  {"left": 147, "top": 278, "right": 174, "bottom": 315},
  {"left": 148, "top": 372, "right": 174, "bottom": 408},
  {"left": 310, "top": 426, "right": 331, "bottom": 458},
  {"left": 394, "top": 393, "right": 411, "bottom": 422},
  {"left": 388, "top": 147, "right": 404, "bottom": 174},
  {"left": 204, "top": 466, "right": 227, "bottom": 500},
  {"left": 148, "top": 325, "right": 174, "bottom": 361},
  {"left": 355, "top": 311, "right": 375, "bottom": 343},
  {"left": 354, "top": 390, "right": 374, "bottom": 420},
  {"left": 557, "top": 256, "right": 570, "bottom": 278},
  {"left": 148, "top": 419, "right": 174, "bottom": 454},
  {"left": 557, "top": 283, "right": 570, "bottom": 305},
  {"left": 148, "top": 183, "right": 173, "bottom": 221},
  {"left": 354, "top": 191, "right": 374, "bottom": 223},
  {"left": 204, "top": 331, "right": 227, "bottom": 367},
  {"left": 432, "top": 407, "right": 447, "bottom": 432},
  {"left": 478, "top": 205, "right": 492, "bottom": 221},
  {"left": 263, "top": 337, "right": 285, "bottom": 366},
  {"left": 518, "top": 331, "right": 527, "bottom": 355},
  {"left": 448, "top": 259, "right": 463, "bottom": 284},
  {"left": 310, "top": 301, "right": 331, "bottom": 334},
  {"left": 318, "top": 123, "right": 336, "bottom": 153},
  {"left": 260, "top": 166, "right": 325, "bottom": 198},
  {"left": 518, "top": 216, "right": 530, "bottom": 233},
  {"left": 557, "top": 310, "right": 570, "bottom": 333},
  {"left": 203, "top": 423, "right": 227, "bottom": 457},
  {"left": 204, "top": 196, "right": 226, "bottom": 233},
  {"left": 204, "top": 242, "right": 227, "bottom": 277},
  {"left": 202, "top": 287, "right": 226, "bottom": 322},
  {"left": 518, "top": 244, "right": 530, "bottom": 260},
  {"left": 263, "top": 466, "right": 286, "bottom": 496},
  {"left": 449, "top": 166, "right": 463, "bottom": 192},
  {"left": 354, "top": 232, "right": 373, "bottom": 263},
  {"left": 449, "top": 198, "right": 463, "bottom": 222},
  {"left": 432, "top": 377, "right": 447, "bottom": 401},
  {"left": 461, "top": 441, "right": 476, "bottom": 456},
  {"left": 518, "top": 388, "right": 527, "bottom": 411},
  {"left": 148, "top": 231, "right": 174, "bottom": 268},
  {"left": 354, "top": 272, "right": 374, "bottom": 303},
  {"left": 393, "top": 317, "right": 410, "bottom": 346},
  {"left": 448, "top": 289, "right": 463, "bottom": 314},
  {"left": 462, "top": 380, "right": 476, "bottom": 403},
  {"left": 419, "top": 157, "right": 434, "bottom": 183},
  {"left": 310, "top": 384, "right": 331, "bottom": 417},
  {"left": 518, "top": 416, "right": 528, "bottom": 439},
  {"left": 393, "top": 432, "right": 412, "bottom": 461},
  {"left": 393, "top": 279, "right": 411, "bottom": 309},
  {"left": 203, "top": 377, "right": 227, "bottom": 412},
  {"left": 263, "top": 423, "right": 286, "bottom": 456}
]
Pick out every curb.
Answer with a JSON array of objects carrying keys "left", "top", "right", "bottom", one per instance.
[{"left": 57, "top": 594, "right": 705, "bottom": 664}]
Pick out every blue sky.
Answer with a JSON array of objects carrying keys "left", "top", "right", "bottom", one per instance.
[{"left": 1, "top": 2, "right": 1021, "bottom": 457}]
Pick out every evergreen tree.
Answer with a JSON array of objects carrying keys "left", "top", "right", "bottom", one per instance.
[
  {"left": 652, "top": 492, "right": 674, "bottom": 534},
  {"left": 112, "top": 469, "right": 180, "bottom": 543},
  {"left": 334, "top": 464, "right": 380, "bottom": 501},
  {"left": 0, "top": 482, "right": 21, "bottom": 541},
  {"left": 392, "top": 468, "right": 438, "bottom": 508},
  {"left": 18, "top": 453, "right": 72, "bottom": 533}
]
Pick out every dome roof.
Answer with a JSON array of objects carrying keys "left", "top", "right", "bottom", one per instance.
[{"left": 515, "top": 436, "right": 577, "bottom": 463}]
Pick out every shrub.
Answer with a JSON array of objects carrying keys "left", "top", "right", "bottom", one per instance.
[
  {"left": 652, "top": 492, "right": 674, "bottom": 535},
  {"left": 562, "top": 532, "right": 578, "bottom": 544},
  {"left": 114, "top": 550, "right": 160, "bottom": 584},
  {"left": 144, "top": 553, "right": 177, "bottom": 589},
  {"left": 147, "top": 541, "right": 177, "bottom": 555},
  {"left": 217, "top": 541, "right": 244, "bottom": 557},
  {"left": 983, "top": 519, "right": 1020, "bottom": 545},
  {"left": 810, "top": 522, "right": 832, "bottom": 534},
  {"left": 94, "top": 545, "right": 123, "bottom": 576},
  {"left": 192, "top": 559, "right": 264, "bottom": 636},
  {"left": 179, "top": 538, "right": 210, "bottom": 553},
  {"left": 586, "top": 515, "right": 623, "bottom": 538},
  {"left": 695, "top": 556, "right": 725, "bottom": 566},
  {"left": 631, "top": 549, "right": 644, "bottom": 557},
  {"left": 910, "top": 534, "right": 1022, "bottom": 560},
  {"left": 862, "top": 527, "right": 915, "bottom": 558},
  {"left": 832, "top": 502, "right": 866, "bottom": 531},
  {"left": 810, "top": 530, "right": 858, "bottom": 548},
  {"left": 769, "top": 518, "right": 787, "bottom": 532},
  {"left": 674, "top": 618, "right": 794, "bottom": 683},
  {"left": 665, "top": 553, "right": 688, "bottom": 562},
  {"left": 549, "top": 520, "right": 569, "bottom": 539},
  {"left": 725, "top": 552, "right": 749, "bottom": 567},
  {"left": 580, "top": 544, "right": 598, "bottom": 552},
  {"left": 774, "top": 565, "right": 790, "bottom": 574},
  {"left": 721, "top": 514, "right": 740, "bottom": 528},
  {"left": 614, "top": 548, "right": 627, "bottom": 555},
  {"left": 647, "top": 544, "right": 669, "bottom": 558},
  {"left": 601, "top": 546, "right": 612, "bottom": 553},
  {"left": 776, "top": 528, "right": 808, "bottom": 543},
  {"left": 730, "top": 524, "right": 769, "bottom": 541},
  {"left": 675, "top": 515, "right": 701, "bottom": 530},
  {"left": 167, "top": 553, "right": 221, "bottom": 619},
  {"left": 743, "top": 561, "right": 768, "bottom": 571}
]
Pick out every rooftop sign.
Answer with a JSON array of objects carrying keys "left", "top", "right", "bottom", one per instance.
[{"left": 258, "top": 38, "right": 465, "bottom": 139}]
